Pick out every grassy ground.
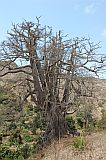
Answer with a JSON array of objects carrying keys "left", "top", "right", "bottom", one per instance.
[{"left": 29, "top": 131, "right": 106, "bottom": 160}]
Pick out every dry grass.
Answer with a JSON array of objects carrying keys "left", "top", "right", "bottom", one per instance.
[{"left": 29, "top": 131, "right": 106, "bottom": 160}]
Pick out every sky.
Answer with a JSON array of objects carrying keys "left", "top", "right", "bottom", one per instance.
[
  {"left": 0, "top": 0, "right": 106, "bottom": 76},
  {"left": 0, "top": 0, "right": 106, "bottom": 50}
]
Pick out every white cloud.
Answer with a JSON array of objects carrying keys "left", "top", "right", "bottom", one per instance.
[
  {"left": 84, "top": 3, "right": 96, "bottom": 14},
  {"left": 101, "top": 28, "right": 106, "bottom": 37}
]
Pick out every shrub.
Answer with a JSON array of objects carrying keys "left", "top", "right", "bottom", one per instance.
[
  {"left": 0, "top": 142, "right": 32, "bottom": 160},
  {"left": 66, "top": 116, "right": 76, "bottom": 131},
  {"left": 24, "top": 135, "right": 34, "bottom": 143},
  {"left": 73, "top": 135, "right": 86, "bottom": 151},
  {"left": 21, "top": 144, "right": 31, "bottom": 159},
  {"left": 76, "top": 111, "right": 95, "bottom": 130},
  {"left": 97, "top": 109, "right": 106, "bottom": 130}
]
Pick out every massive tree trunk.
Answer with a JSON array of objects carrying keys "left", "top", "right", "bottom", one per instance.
[{"left": 42, "top": 105, "right": 67, "bottom": 144}]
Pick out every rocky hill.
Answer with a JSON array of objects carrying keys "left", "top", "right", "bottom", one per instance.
[
  {"left": 0, "top": 61, "right": 26, "bottom": 84},
  {"left": 93, "top": 78, "right": 106, "bottom": 109},
  {"left": 89, "top": 78, "right": 106, "bottom": 120}
]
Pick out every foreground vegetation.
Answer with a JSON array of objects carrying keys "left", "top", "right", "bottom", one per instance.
[{"left": 0, "top": 85, "right": 45, "bottom": 159}]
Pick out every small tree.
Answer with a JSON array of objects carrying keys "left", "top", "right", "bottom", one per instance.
[{"left": 0, "top": 19, "right": 104, "bottom": 144}]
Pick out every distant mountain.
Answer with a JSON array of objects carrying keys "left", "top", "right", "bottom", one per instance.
[{"left": 0, "top": 60, "right": 18, "bottom": 82}]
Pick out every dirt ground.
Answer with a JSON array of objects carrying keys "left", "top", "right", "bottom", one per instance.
[{"left": 30, "top": 131, "right": 106, "bottom": 160}]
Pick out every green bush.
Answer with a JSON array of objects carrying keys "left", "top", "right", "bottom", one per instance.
[
  {"left": 0, "top": 142, "right": 32, "bottom": 160},
  {"left": 21, "top": 144, "right": 31, "bottom": 159},
  {"left": 0, "top": 127, "right": 38, "bottom": 160},
  {"left": 76, "top": 111, "right": 95, "bottom": 130},
  {"left": 97, "top": 109, "right": 106, "bottom": 130},
  {"left": 73, "top": 135, "right": 86, "bottom": 151},
  {"left": 24, "top": 135, "right": 34, "bottom": 143},
  {"left": 0, "top": 85, "right": 46, "bottom": 159},
  {"left": 66, "top": 116, "right": 76, "bottom": 131}
]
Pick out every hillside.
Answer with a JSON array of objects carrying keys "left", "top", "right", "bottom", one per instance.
[
  {"left": 0, "top": 61, "right": 27, "bottom": 84},
  {"left": 1, "top": 61, "right": 106, "bottom": 100},
  {"left": 93, "top": 78, "right": 106, "bottom": 109}
]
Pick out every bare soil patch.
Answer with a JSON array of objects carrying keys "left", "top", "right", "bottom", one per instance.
[{"left": 29, "top": 131, "right": 106, "bottom": 160}]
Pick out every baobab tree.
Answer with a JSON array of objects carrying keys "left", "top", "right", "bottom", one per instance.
[{"left": 0, "top": 19, "right": 104, "bottom": 144}]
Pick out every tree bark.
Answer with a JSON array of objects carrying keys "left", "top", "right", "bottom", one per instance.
[{"left": 42, "top": 104, "right": 67, "bottom": 145}]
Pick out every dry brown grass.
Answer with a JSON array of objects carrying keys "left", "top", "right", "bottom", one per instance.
[{"left": 29, "top": 131, "right": 106, "bottom": 160}]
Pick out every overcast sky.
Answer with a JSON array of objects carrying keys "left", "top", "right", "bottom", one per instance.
[{"left": 0, "top": 0, "right": 106, "bottom": 54}]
